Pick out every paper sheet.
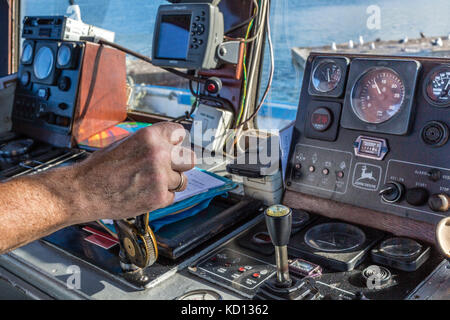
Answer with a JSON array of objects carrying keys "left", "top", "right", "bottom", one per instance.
[{"left": 174, "top": 168, "right": 226, "bottom": 203}]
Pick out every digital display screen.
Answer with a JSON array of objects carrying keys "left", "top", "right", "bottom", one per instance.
[
  {"left": 359, "top": 139, "right": 382, "bottom": 156},
  {"left": 312, "top": 113, "right": 330, "bottom": 125},
  {"left": 156, "top": 14, "right": 191, "bottom": 60}
]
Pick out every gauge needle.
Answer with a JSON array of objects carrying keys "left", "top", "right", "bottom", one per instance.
[
  {"left": 327, "top": 69, "right": 331, "bottom": 82},
  {"left": 374, "top": 80, "right": 382, "bottom": 95}
]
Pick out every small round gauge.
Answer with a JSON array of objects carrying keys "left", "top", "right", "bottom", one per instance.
[
  {"left": 34, "top": 46, "right": 54, "bottom": 80},
  {"left": 351, "top": 68, "right": 405, "bottom": 124},
  {"left": 57, "top": 45, "right": 72, "bottom": 67},
  {"left": 425, "top": 66, "right": 450, "bottom": 107},
  {"left": 20, "top": 71, "right": 31, "bottom": 87},
  {"left": 379, "top": 237, "right": 422, "bottom": 259},
  {"left": 312, "top": 60, "right": 343, "bottom": 93},
  {"left": 176, "top": 289, "right": 222, "bottom": 300},
  {"left": 305, "top": 223, "right": 366, "bottom": 253},
  {"left": 21, "top": 43, "right": 34, "bottom": 64}
]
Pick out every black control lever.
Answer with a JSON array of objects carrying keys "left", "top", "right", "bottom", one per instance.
[
  {"left": 265, "top": 205, "right": 293, "bottom": 287},
  {"left": 255, "top": 205, "right": 321, "bottom": 300}
]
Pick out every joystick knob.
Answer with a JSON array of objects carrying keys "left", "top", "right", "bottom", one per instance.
[
  {"left": 265, "top": 204, "right": 292, "bottom": 287},
  {"left": 379, "top": 182, "right": 404, "bottom": 203}
]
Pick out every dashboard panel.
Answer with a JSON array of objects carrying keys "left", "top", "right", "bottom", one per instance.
[{"left": 286, "top": 53, "right": 450, "bottom": 224}]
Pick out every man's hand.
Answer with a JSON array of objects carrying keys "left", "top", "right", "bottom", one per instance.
[
  {"left": 0, "top": 122, "right": 195, "bottom": 254},
  {"left": 70, "top": 122, "right": 195, "bottom": 224}
]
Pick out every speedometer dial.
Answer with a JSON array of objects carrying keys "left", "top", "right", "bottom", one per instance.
[
  {"left": 351, "top": 68, "right": 405, "bottom": 124},
  {"left": 425, "top": 66, "right": 450, "bottom": 107}
]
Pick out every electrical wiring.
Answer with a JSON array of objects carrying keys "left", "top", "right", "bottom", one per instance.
[
  {"left": 224, "top": 0, "right": 259, "bottom": 35},
  {"left": 237, "top": 0, "right": 274, "bottom": 129}
]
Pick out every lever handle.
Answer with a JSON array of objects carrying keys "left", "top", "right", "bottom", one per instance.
[{"left": 265, "top": 205, "right": 292, "bottom": 287}]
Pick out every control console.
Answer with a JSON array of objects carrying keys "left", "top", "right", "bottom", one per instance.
[{"left": 286, "top": 53, "right": 450, "bottom": 224}]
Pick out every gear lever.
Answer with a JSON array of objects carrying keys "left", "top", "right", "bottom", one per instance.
[
  {"left": 255, "top": 205, "right": 321, "bottom": 300},
  {"left": 265, "top": 204, "right": 293, "bottom": 287}
]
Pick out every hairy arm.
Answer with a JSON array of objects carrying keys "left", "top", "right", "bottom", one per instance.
[{"left": 0, "top": 123, "right": 194, "bottom": 255}]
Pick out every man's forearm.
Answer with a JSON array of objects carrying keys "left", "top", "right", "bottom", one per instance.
[{"left": 0, "top": 167, "right": 79, "bottom": 254}]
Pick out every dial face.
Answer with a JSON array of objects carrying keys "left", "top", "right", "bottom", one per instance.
[
  {"left": 425, "top": 66, "right": 450, "bottom": 107},
  {"left": 379, "top": 237, "right": 422, "bottom": 258},
  {"left": 304, "top": 223, "right": 366, "bottom": 253},
  {"left": 57, "top": 45, "right": 72, "bottom": 67},
  {"left": 351, "top": 68, "right": 405, "bottom": 124},
  {"left": 312, "top": 61, "right": 342, "bottom": 93},
  {"left": 21, "top": 43, "right": 33, "bottom": 64},
  {"left": 34, "top": 47, "right": 54, "bottom": 80}
]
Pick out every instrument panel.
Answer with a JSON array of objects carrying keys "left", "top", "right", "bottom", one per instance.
[{"left": 287, "top": 53, "right": 450, "bottom": 224}]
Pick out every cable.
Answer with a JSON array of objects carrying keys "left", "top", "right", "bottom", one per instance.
[
  {"left": 83, "top": 37, "right": 206, "bottom": 83},
  {"left": 237, "top": 0, "right": 274, "bottom": 129},
  {"left": 224, "top": 0, "right": 259, "bottom": 35}
]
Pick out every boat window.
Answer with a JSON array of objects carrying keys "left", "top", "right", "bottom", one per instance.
[
  {"left": 20, "top": 1, "right": 450, "bottom": 129},
  {"left": 20, "top": 0, "right": 192, "bottom": 119},
  {"left": 257, "top": 0, "right": 450, "bottom": 130}
]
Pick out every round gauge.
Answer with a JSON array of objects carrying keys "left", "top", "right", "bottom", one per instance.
[
  {"left": 34, "top": 47, "right": 54, "bottom": 80},
  {"left": 379, "top": 237, "right": 422, "bottom": 259},
  {"left": 304, "top": 222, "right": 366, "bottom": 253},
  {"left": 176, "top": 290, "right": 222, "bottom": 300},
  {"left": 425, "top": 66, "right": 450, "bottom": 107},
  {"left": 57, "top": 45, "right": 72, "bottom": 67},
  {"left": 351, "top": 68, "right": 405, "bottom": 124},
  {"left": 312, "top": 60, "right": 343, "bottom": 93},
  {"left": 21, "top": 43, "right": 34, "bottom": 64}
]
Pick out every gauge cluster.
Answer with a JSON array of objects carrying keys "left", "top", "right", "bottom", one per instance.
[{"left": 287, "top": 53, "right": 450, "bottom": 225}]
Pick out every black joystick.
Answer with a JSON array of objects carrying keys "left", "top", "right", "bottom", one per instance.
[
  {"left": 255, "top": 205, "right": 320, "bottom": 300},
  {"left": 265, "top": 205, "right": 292, "bottom": 287}
]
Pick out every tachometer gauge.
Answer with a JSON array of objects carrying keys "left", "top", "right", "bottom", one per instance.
[
  {"left": 34, "top": 46, "right": 54, "bottom": 80},
  {"left": 351, "top": 68, "right": 405, "bottom": 124},
  {"left": 425, "top": 66, "right": 450, "bottom": 107},
  {"left": 312, "top": 60, "right": 343, "bottom": 93}
]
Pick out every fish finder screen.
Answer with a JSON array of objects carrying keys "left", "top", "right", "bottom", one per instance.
[{"left": 156, "top": 14, "right": 191, "bottom": 60}]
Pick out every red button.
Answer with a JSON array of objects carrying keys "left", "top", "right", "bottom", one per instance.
[
  {"left": 207, "top": 84, "right": 217, "bottom": 92},
  {"left": 252, "top": 273, "right": 260, "bottom": 278},
  {"left": 238, "top": 267, "right": 245, "bottom": 273}
]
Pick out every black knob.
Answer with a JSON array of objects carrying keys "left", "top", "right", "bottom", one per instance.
[
  {"left": 265, "top": 205, "right": 292, "bottom": 247},
  {"left": 379, "top": 182, "right": 404, "bottom": 203},
  {"left": 405, "top": 187, "right": 429, "bottom": 206},
  {"left": 428, "top": 169, "right": 442, "bottom": 182},
  {"left": 428, "top": 194, "right": 450, "bottom": 212},
  {"left": 58, "top": 76, "right": 71, "bottom": 91}
]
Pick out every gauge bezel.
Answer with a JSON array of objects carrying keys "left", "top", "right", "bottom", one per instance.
[
  {"left": 30, "top": 41, "right": 58, "bottom": 85},
  {"left": 308, "top": 56, "right": 349, "bottom": 98},
  {"left": 57, "top": 45, "right": 72, "bottom": 68},
  {"left": 175, "top": 289, "right": 222, "bottom": 300},
  {"left": 312, "top": 59, "right": 343, "bottom": 93},
  {"left": 34, "top": 46, "right": 55, "bottom": 80},
  {"left": 341, "top": 58, "right": 420, "bottom": 135},
  {"left": 350, "top": 67, "right": 406, "bottom": 125},
  {"left": 423, "top": 64, "right": 450, "bottom": 108},
  {"left": 21, "top": 41, "right": 35, "bottom": 65}
]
